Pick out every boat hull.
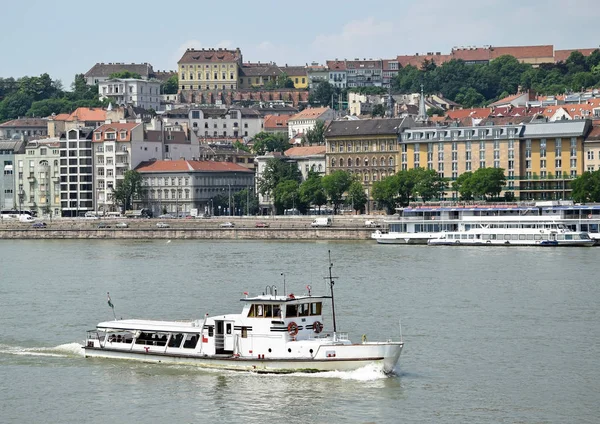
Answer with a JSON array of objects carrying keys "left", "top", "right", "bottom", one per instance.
[
  {"left": 428, "top": 239, "right": 595, "bottom": 247},
  {"left": 83, "top": 342, "right": 403, "bottom": 374},
  {"left": 372, "top": 232, "right": 437, "bottom": 245}
]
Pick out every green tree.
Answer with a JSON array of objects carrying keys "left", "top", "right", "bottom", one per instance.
[
  {"left": 346, "top": 181, "right": 367, "bottom": 213},
  {"left": 371, "top": 104, "right": 385, "bottom": 117},
  {"left": 452, "top": 171, "right": 474, "bottom": 200},
  {"left": 162, "top": 75, "right": 179, "bottom": 95},
  {"left": 310, "top": 81, "right": 334, "bottom": 107},
  {"left": 0, "top": 92, "right": 34, "bottom": 121},
  {"left": 273, "top": 179, "right": 302, "bottom": 214},
  {"left": 251, "top": 132, "right": 290, "bottom": 155},
  {"left": 258, "top": 158, "right": 302, "bottom": 210},
  {"left": 463, "top": 167, "right": 506, "bottom": 199},
  {"left": 302, "top": 120, "right": 326, "bottom": 145},
  {"left": 27, "top": 98, "right": 71, "bottom": 117},
  {"left": 109, "top": 71, "right": 143, "bottom": 79},
  {"left": 232, "top": 140, "right": 250, "bottom": 152},
  {"left": 112, "top": 170, "right": 144, "bottom": 212},
  {"left": 412, "top": 168, "right": 448, "bottom": 201},
  {"left": 233, "top": 188, "right": 259, "bottom": 215},
  {"left": 299, "top": 171, "right": 327, "bottom": 211},
  {"left": 571, "top": 170, "right": 600, "bottom": 203},
  {"left": 371, "top": 174, "right": 400, "bottom": 214},
  {"left": 321, "top": 170, "right": 354, "bottom": 214},
  {"left": 276, "top": 72, "right": 294, "bottom": 89},
  {"left": 427, "top": 106, "right": 445, "bottom": 117}
]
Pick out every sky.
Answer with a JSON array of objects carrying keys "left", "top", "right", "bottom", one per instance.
[{"left": 1, "top": 0, "right": 599, "bottom": 89}]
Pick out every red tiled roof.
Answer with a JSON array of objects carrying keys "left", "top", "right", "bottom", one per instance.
[
  {"left": 451, "top": 47, "right": 491, "bottom": 62},
  {"left": 489, "top": 93, "right": 527, "bottom": 107},
  {"left": 284, "top": 146, "right": 326, "bottom": 156},
  {"left": 490, "top": 45, "right": 553, "bottom": 60},
  {"left": 396, "top": 53, "right": 451, "bottom": 68},
  {"left": 555, "top": 48, "right": 598, "bottom": 63},
  {"left": 289, "top": 107, "right": 331, "bottom": 121},
  {"left": 263, "top": 114, "right": 289, "bottom": 129},
  {"left": 446, "top": 108, "right": 492, "bottom": 120},
  {"left": 178, "top": 48, "right": 241, "bottom": 64},
  {"left": 0, "top": 118, "right": 47, "bottom": 127},
  {"left": 586, "top": 124, "right": 600, "bottom": 141},
  {"left": 66, "top": 107, "right": 106, "bottom": 122},
  {"left": 136, "top": 159, "right": 252, "bottom": 173},
  {"left": 345, "top": 59, "right": 382, "bottom": 69},
  {"left": 93, "top": 122, "right": 139, "bottom": 142},
  {"left": 326, "top": 60, "right": 346, "bottom": 71},
  {"left": 51, "top": 113, "right": 70, "bottom": 121}
]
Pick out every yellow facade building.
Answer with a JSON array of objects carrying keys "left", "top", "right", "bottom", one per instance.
[{"left": 177, "top": 48, "right": 242, "bottom": 91}]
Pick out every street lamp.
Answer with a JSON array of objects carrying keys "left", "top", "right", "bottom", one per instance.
[{"left": 228, "top": 183, "right": 231, "bottom": 217}]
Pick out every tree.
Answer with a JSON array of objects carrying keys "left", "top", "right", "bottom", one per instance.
[
  {"left": 321, "top": 171, "right": 353, "bottom": 214},
  {"left": 258, "top": 158, "right": 302, "bottom": 211},
  {"left": 0, "top": 92, "right": 34, "bottom": 121},
  {"left": 302, "top": 120, "right": 326, "bottom": 145},
  {"left": 109, "top": 71, "right": 143, "bottom": 79},
  {"left": 346, "top": 181, "right": 367, "bottom": 213},
  {"left": 112, "top": 170, "right": 143, "bottom": 212},
  {"left": 232, "top": 140, "right": 250, "bottom": 152},
  {"left": 299, "top": 171, "right": 327, "bottom": 211},
  {"left": 233, "top": 188, "right": 259, "bottom": 215},
  {"left": 571, "top": 170, "right": 600, "bottom": 203},
  {"left": 273, "top": 179, "right": 302, "bottom": 214},
  {"left": 27, "top": 98, "right": 71, "bottom": 117},
  {"left": 427, "top": 106, "right": 445, "bottom": 117},
  {"left": 454, "top": 168, "right": 506, "bottom": 200},
  {"left": 251, "top": 132, "right": 290, "bottom": 155},
  {"left": 372, "top": 174, "right": 400, "bottom": 214},
  {"left": 310, "top": 81, "right": 334, "bottom": 107},
  {"left": 371, "top": 104, "right": 385, "bottom": 117},
  {"left": 162, "top": 75, "right": 179, "bottom": 95},
  {"left": 276, "top": 72, "right": 294, "bottom": 89},
  {"left": 452, "top": 171, "right": 474, "bottom": 200},
  {"left": 412, "top": 168, "right": 448, "bottom": 201}
]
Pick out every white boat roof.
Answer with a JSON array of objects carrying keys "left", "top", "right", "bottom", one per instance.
[
  {"left": 97, "top": 318, "right": 202, "bottom": 333},
  {"left": 240, "top": 295, "right": 331, "bottom": 303}
]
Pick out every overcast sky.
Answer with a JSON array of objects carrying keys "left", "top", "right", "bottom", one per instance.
[{"left": 2, "top": 0, "right": 599, "bottom": 88}]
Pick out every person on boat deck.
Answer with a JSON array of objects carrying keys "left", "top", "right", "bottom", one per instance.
[
  {"left": 273, "top": 306, "right": 281, "bottom": 318},
  {"left": 116, "top": 335, "right": 122, "bottom": 342},
  {"left": 109, "top": 334, "right": 116, "bottom": 342}
]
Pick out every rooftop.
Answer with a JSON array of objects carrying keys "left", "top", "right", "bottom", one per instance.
[
  {"left": 263, "top": 114, "right": 290, "bottom": 129},
  {"left": 289, "top": 107, "right": 331, "bottom": 121},
  {"left": 326, "top": 118, "right": 407, "bottom": 137},
  {"left": 136, "top": 159, "right": 253, "bottom": 173},
  {"left": 0, "top": 118, "right": 47, "bottom": 128},
  {"left": 178, "top": 48, "right": 242, "bottom": 64},
  {"left": 284, "top": 146, "right": 326, "bottom": 157},
  {"left": 84, "top": 62, "right": 154, "bottom": 78}
]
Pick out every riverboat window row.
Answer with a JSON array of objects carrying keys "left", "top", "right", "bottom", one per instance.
[
  {"left": 104, "top": 331, "right": 200, "bottom": 349},
  {"left": 247, "top": 302, "right": 322, "bottom": 318}
]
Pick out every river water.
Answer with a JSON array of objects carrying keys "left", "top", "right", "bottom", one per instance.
[{"left": 1, "top": 240, "right": 599, "bottom": 423}]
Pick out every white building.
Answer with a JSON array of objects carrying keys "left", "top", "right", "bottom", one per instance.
[
  {"left": 92, "top": 121, "right": 163, "bottom": 213},
  {"left": 59, "top": 128, "right": 94, "bottom": 217},
  {"left": 326, "top": 60, "right": 347, "bottom": 89},
  {"left": 284, "top": 146, "right": 326, "bottom": 180},
  {"left": 189, "top": 107, "right": 263, "bottom": 139},
  {"left": 99, "top": 78, "right": 162, "bottom": 111},
  {"left": 288, "top": 107, "right": 335, "bottom": 139}
]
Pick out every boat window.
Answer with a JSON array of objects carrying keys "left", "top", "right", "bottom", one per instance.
[
  {"left": 539, "top": 235, "right": 547, "bottom": 240},
  {"left": 519, "top": 234, "right": 526, "bottom": 240},
  {"left": 310, "top": 302, "right": 322, "bottom": 316},
  {"left": 241, "top": 327, "right": 248, "bottom": 338},
  {"left": 527, "top": 234, "right": 534, "bottom": 240},
  {"left": 208, "top": 326, "right": 214, "bottom": 337},
  {"left": 299, "top": 303, "right": 310, "bottom": 317},
  {"left": 468, "top": 234, "right": 475, "bottom": 239},
  {"left": 273, "top": 305, "right": 281, "bottom": 318},
  {"left": 504, "top": 234, "right": 511, "bottom": 240},
  {"left": 564, "top": 234, "right": 572, "bottom": 240},
  {"left": 286, "top": 304, "right": 298, "bottom": 317},
  {"left": 168, "top": 333, "right": 184, "bottom": 348},
  {"left": 557, "top": 235, "right": 565, "bottom": 240},
  {"left": 106, "top": 331, "right": 133, "bottom": 344},
  {"left": 135, "top": 332, "right": 167, "bottom": 346},
  {"left": 461, "top": 234, "right": 467, "bottom": 239},
  {"left": 490, "top": 234, "right": 497, "bottom": 240},
  {"left": 581, "top": 233, "right": 590, "bottom": 240},
  {"left": 247, "top": 305, "right": 255, "bottom": 317},
  {"left": 257, "top": 304, "right": 263, "bottom": 317},
  {"left": 182, "top": 333, "right": 199, "bottom": 349},
  {"left": 226, "top": 323, "right": 232, "bottom": 335},
  {"left": 511, "top": 234, "right": 519, "bottom": 240},
  {"left": 482, "top": 234, "right": 490, "bottom": 240},
  {"left": 264, "top": 304, "right": 272, "bottom": 318}
]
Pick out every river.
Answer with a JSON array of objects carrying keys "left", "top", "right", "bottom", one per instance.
[{"left": 1, "top": 240, "right": 599, "bottom": 423}]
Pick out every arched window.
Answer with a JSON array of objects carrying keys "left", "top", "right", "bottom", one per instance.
[
  {"left": 389, "top": 157, "right": 394, "bottom": 166},
  {"left": 372, "top": 157, "right": 376, "bottom": 166},
  {"left": 380, "top": 157, "right": 385, "bottom": 166},
  {"left": 318, "top": 164, "right": 323, "bottom": 172},
  {"left": 373, "top": 171, "right": 379, "bottom": 181},
  {"left": 364, "top": 172, "right": 369, "bottom": 181},
  {"left": 339, "top": 158, "right": 344, "bottom": 167},
  {"left": 364, "top": 158, "right": 369, "bottom": 166},
  {"left": 355, "top": 158, "right": 360, "bottom": 167},
  {"left": 381, "top": 171, "right": 386, "bottom": 179},
  {"left": 39, "top": 160, "right": 48, "bottom": 166},
  {"left": 331, "top": 158, "right": 336, "bottom": 167},
  {"left": 347, "top": 158, "right": 352, "bottom": 167}
]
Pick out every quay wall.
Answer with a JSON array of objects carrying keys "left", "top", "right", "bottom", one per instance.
[{"left": 0, "top": 228, "right": 374, "bottom": 240}]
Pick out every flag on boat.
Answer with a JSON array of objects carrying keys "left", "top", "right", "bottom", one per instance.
[
  {"left": 243, "top": 291, "right": 248, "bottom": 295},
  {"left": 107, "top": 292, "right": 114, "bottom": 309}
]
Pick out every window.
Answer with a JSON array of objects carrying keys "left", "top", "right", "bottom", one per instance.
[
  {"left": 555, "top": 158, "right": 562, "bottom": 168},
  {"left": 588, "top": 151, "right": 594, "bottom": 160}
]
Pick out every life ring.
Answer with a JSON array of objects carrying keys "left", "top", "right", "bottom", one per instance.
[
  {"left": 313, "top": 321, "right": 323, "bottom": 334},
  {"left": 287, "top": 321, "right": 299, "bottom": 336}
]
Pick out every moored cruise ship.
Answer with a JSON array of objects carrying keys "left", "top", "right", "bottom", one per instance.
[{"left": 371, "top": 201, "right": 600, "bottom": 245}]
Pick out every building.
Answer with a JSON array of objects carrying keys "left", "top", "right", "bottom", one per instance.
[
  {"left": 382, "top": 59, "right": 400, "bottom": 87},
  {"left": 280, "top": 66, "right": 308, "bottom": 89},
  {"left": 238, "top": 63, "right": 282, "bottom": 89},
  {"left": 84, "top": 62, "right": 155, "bottom": 85},
  {"left": 0, "top": 140, "right": 25, "bottom": 210},
  {"left": 284, "top": 146, "right": 326, "bottom": 180},
  {"left": 92, "top": 122, "right": 163, "bottom": 213},
  {"left": 136, "top": 159, "right": 254, "bottom": 217},
  {"left": 47, "top": 107, "right": 115, "bottom": 138},
  {"left": 0, "top": 118, "right": 48, "bottom": 140},
  {"left": 16, "top": 139, "right": 61, "bottom": 217},
  {"left": 178, "top": 48, "right": 242, "bottom": 91},
  {"left": 59, "top": 128, "right": 94, "bottom": 217},
  {"left": 584, "top": 122, "right": 600, "bottom": 172},
  {"left": 189, "top": 107, "right": 263, "bottom": 139},
  {"left": 263, "top": 115, "right": 290, "bottom": 135},
  {"left": 288, "top": 107, "right": 335, "bottom": 139},
  {"left": 98, "top": 78, "right": 162, "bottom": 111},
  {"left": 326, "top": 60, "right": 347, "bottom": 89},
  {"left": 325, "top": 118, "right": 414, "bottom": 211},
  {"left": 306, "top": 63, "right": 328, "bottom": 89},
  {"left": 345, "top": 59, "right": 383, "bottom": 88},
  {"left": 490, "top": 45, "right": 554, "bottom": 66}
]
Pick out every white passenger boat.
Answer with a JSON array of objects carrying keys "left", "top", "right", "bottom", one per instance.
[
  {"left": 372, "top": 201, "right": 600, "bottom": 245},
  {"left": 84, "top": 259, "right": 404, "bottom": 374},
  {"left": 427, "top": 225, "right": 595, "bottom": 247}
]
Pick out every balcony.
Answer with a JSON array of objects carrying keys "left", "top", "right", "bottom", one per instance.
[{"left": 116, "top": 162, "right": 129, "bottom": 167}]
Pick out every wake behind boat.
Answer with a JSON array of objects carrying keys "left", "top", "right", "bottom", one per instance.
[{"left": 84, "top": 255, "right": 403, "bottom": 374}]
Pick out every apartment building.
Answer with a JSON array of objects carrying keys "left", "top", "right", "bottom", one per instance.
[{"left": 178, "top": 48, "right": 242, "bottom": 91}]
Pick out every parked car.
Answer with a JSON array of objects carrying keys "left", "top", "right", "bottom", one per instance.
[
  {"left": 115, "top": 222, "right": 129, "bottom": 228},
  {"left": 97, "top": 223, "right": 111, "bottom": 229},
  {"left": 32, "top": 222, "right": 47, "bottom": 228},
  {"left": 219, "top": 222, "right": 235, "bottom": 228},
  {"left": 255, "top": 221, "right": 270, "bottom": 228},
  {"left": 156, "top": 222, "right": 170, "bottom": 228},
  {"left": 364, "top": 220, "right": 381, "bottom": 228},
  {"left": 158, "top": 214, "right": 175, "bottom": 219}
]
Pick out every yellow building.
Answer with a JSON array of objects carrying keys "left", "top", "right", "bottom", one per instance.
[
  {"left": 584, "top": 123, "right": 600, "bottom": 172},
  {"left": 400, "top": 119, "right": 592, "bottom": 200},
  {"left": 280, "top": 66, "right": 308, "bottom": 89},
  {"left": 325, "top": 118, "right": 414, "bottom": 212},
  {"left": 177, "top": 48, "right": 242, "bottom": 91}
]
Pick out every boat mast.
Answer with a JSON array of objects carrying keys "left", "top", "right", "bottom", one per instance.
[{"left": 327, "top": 250, "right": 337, "bottom": 333}]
